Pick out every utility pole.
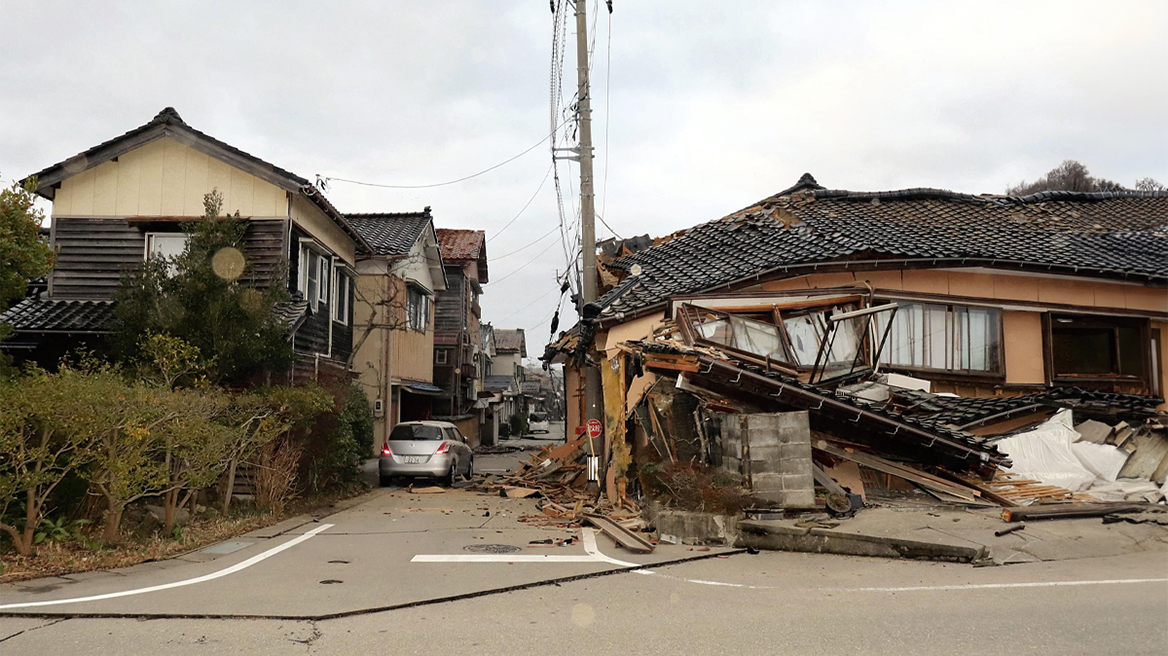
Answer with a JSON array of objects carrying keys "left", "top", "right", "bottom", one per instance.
[{"left": 573, "top": 0, "right": 604, "bottom": 489}]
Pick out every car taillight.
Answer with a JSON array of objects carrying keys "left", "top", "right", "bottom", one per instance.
[
  {"left": 382, "top": 444, "right": 392, "bottom": 456},
  {"left": 435, "top": 442, "right": 451, "bottom": 455}
]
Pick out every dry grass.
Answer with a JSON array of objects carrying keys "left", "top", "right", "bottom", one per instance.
[{"left": 0, "top": 484, "right": 370, "bottom": 585}]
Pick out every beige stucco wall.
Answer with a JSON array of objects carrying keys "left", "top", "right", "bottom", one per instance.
[
  {"left": 495, "top": 352, "right": 523, "bottom": 379},
  {"left": 52, "top": 136, "right": 286, "bottom": 218},
  {"left": 758, "top": 269, "right": 1167, "bottom": 314},
  {"left": 1153, "top": 319, "right": 1168, "bottom": 409},
  {"left": 290, "top": 195, "right": 355, "bottom": 266},
  {"left": 1002, "top": 311, "right": 1045, "bottom": 385}
]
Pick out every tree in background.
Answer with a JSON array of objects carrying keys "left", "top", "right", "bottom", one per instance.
[
  {"left": 1007, "top": 160, "right": 1165, "bottom": 196},
  {"left": 111, "top": 190, "right": 294, "bottom": 385},
  {"left": 0, "top": 177, "right": 56, "bottom": 375}
]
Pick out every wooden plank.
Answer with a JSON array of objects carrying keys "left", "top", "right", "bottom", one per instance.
[
  {"left": 815, "top": 441, "right": 981, "bottom": 501},
  {"left": 583, "top": 514, "right": 655, "bottom": 554},
  {"left": 823, "top": 460, "right": 866, "bottom": 501}
]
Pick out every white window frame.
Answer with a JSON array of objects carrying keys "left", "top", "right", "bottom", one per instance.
[
  {"left": 331, "top": 268, "right": 350, "bottom": 325},
  {"left": 318, "top": 256, "right": 330, "bottom": 305},
  {"left": 145, "top": 232, "right": 189, "bottom": 275},
  {"left": 407, "top": 286, "right": 430, "bottom": 333},
  {"left": 435, "top": 349, "right": 448, "bottom": 364}
]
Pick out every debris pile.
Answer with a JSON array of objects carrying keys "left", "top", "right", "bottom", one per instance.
[
  {"left": 475, "top": 435, "right": 645, "bottom": 533},
  {"left": 606, "top": 299, "right": 1167, "bottom": 524}
]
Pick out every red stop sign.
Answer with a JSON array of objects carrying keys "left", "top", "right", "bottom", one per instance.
[{"left": 587, "top": 419, "right": 603, "bottom": 439}]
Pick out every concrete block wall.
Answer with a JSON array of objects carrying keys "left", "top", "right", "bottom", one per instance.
[{"left": 716, "top": 411, "right": 815, "bottom": 509}]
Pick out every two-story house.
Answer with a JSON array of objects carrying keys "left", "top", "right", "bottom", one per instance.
[
  {"left": 347, "top": 210, "right": 447, "bottom": 451},
  {"left": 1, "top": 108, "right": 369, "bottom": 378},
  {"left": 433, "top": 229, "right": 488, "bottom": 423}
]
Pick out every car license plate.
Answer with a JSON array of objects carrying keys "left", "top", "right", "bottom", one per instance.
[{"left": 403, "top": 456, "right": 423, "bottom": 464}]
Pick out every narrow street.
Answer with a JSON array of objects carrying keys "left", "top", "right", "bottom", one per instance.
[{"left": 2, "top": 425, "right": 1165, "bottom": 655}]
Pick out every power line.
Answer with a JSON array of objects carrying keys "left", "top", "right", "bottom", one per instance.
[
  {"left": 492, "top": 225, "right": 560, "bottom": 260},
  {"left": 487, "top": 164, "right": 553, "bottom": 244},
  {"left": 325, "top": 120, "right": 566, "bottom": 190},
  {"left": 494, "top": 284, "right": 561, "bottom": 324},
  {"left": 491, "top": 239, "right": 561, "bottom": 284}
]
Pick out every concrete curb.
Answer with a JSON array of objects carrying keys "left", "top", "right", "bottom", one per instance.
[{"left": 737, "top": 520, "right": 986, "bottom": 563}]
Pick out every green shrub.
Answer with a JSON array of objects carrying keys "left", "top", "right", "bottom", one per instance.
[{"left": 510, "top": 412, "right": 529, "bottom": 437}]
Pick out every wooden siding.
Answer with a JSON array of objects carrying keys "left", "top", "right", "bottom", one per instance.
[
  {"left": 50, "top": 216, "right": 287, "bottom": 300},
  {"left": 51, "top": 136, "right": 285, "bottom": 219},
  {"left": 50, "top": 217, "right": 143, "bottom": 299},
  {"left": 435, "top": 270, "right": 466, "bottom": 336},
  {"left": 289, "top": 194, "right": 355, "bottom": 266}
]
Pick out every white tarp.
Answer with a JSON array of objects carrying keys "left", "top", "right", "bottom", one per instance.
[
  {"left": 1070, "top": 440, "right": 1130, "bottom": 483},
  {"left": 1086, "top": 479, "right": 1165, "bottom": 503},
  {"left": 997, "top": 410, "right": 1099, "bottom": 492}
]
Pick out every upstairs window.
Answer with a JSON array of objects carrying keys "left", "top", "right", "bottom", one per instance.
[
  {"left": 435, "top": 349, "right": 449, "bottom": 364},
  {"left": 146, "top": 233, "right": 189, "bottom": 275},
  {"left": 1050, "top": 314, "right": 1145, "bottom": 381},
  {"left": 331, "top": 269, "right": 350, "bottom": 325},
  {"left": 407, "top": 287, "right": 431, "bottom": 332},
  {"left": 874, "top": 303, "right": 1002, "bottom": 374}
]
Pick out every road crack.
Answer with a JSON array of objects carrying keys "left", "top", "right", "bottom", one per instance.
[{"left": 0, "top": 618, "right": 67, "bottom": 643}]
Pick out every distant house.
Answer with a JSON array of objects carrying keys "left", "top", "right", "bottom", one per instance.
[
  {"left": 493, "top": 328, "right": 527, "bottom": 382},
  {"left": 0, "top": 108, "right": 369, "bottom": 377},
  {"left": 433, "top": 229, "right": 489, "bottom": 420},
  {"left": 348, "top": 210, "right": 447, "bottom": 451}
]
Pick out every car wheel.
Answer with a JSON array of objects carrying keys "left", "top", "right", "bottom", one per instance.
[
  {"left": 446, "top": 463, "right": 458, "bottom": 487},
  {"left": 466, "top": 457, "right": 474, "bottom": 479}
]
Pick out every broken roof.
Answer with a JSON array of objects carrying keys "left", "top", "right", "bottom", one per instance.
[
  {"left": 595, "top": 174, "right": 1168, "bottom": 320},
  {"left": 494, "top": 328, "right": 527, "bottom": 356},
  {"left": 347, "top": 210, "right": 433, "bottom": 257},
  {"left": 436, "top": 228, "right": 488, "bottom": 282},
  {"left": 24, "top": 107, "right": 372, "bottom": 255}
]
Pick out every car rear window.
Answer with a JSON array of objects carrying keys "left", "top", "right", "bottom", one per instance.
[
  {"left": 389, "top": 424, "right": 444, "bottom": 441},
  {"left": 530, "top": 414, "right": 546, "bottom": 422}
]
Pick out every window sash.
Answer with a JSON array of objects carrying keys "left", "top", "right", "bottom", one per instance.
[
  {"left": 146, "top": 233, "right": 189, "bottom": 275},
  {"left": 331, "top": 270, "right": 349, "bottom": 324},
  {"left": 875, "top": 302, "right": 1001, "bottom": 374}
]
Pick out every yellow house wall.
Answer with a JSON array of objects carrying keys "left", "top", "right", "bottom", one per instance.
[
  {"left": 352, "top": 272, "right": 390, "bottom": 451},
  {"left": 1002, "top": 311, "right": 1045, "bottom": 385},
  {"left": 390, "top": 275, "right": 436, "bottom": 384},
  {"left": 1153, "top": 319, "right": 1168, "bottom": 410},
  {"left": 290, "top": 195, "right": 355, "bottom": 266},
  {"left": 51, "top": 136, "right": 285, "bottom": 218}
]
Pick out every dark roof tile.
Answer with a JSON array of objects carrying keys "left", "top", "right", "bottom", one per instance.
[{"left": 347, "top": 212, "right": 432, "bottom": 257}]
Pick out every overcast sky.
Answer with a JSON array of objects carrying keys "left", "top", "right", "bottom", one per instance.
[{"left": 2, "top": 1, "right": 1165, "bottom": 363}]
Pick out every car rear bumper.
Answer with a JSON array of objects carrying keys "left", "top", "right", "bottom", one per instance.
[{"left": 379, "top": 453, "right": 454, "bottom": 478}]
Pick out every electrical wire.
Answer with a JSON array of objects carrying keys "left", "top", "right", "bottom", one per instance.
[
  {"left": 494, "top": 284, "right": 561, "bottom": 324},
  {"left": 325, "top": 119, "right": 567, "bottom": 190},
  {"left": 491, "top": 239, "right": 562, "bottom": 285},
  {"left": 487, "top": 164, "right": 553, "bottom": 243},
  {"left": 492, "top": 225, "right": 560, "bottom": 261}
]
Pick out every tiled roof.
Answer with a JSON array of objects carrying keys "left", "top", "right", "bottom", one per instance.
[
  {"left": 347, "top": 211, "right": 432, "bottom": 257},
  {"left": 0, "top": 299, "right": 115, "bottom": 333},
  {"left": 1, "top": 298, "right": 312, "bottom": 337},
  {"left": 893, "top": 388, "right": 1164, "bottom": 429},
  {"left": 272, "top": 300, "right": 311, "bottom": 335},
  {"left": 436, "top": 229, "right": 485, "bottom": 262},
  {"left": 597, "top": 175, "right": 1168, "bottom": 318},
  {"left": 24, "top": 108, "right": 372, "bottom": 255},
  {"left": 494, "top": 328, "right": 526, "bottom": 356}
]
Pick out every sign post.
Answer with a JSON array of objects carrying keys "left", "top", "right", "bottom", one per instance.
[{"left": 586, "top": 419, "right": 603, "bottom": 483}]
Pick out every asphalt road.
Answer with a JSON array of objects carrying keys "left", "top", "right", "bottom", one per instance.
[{"left": 2, "top": 417, "right": 1165, "bottom": 655}]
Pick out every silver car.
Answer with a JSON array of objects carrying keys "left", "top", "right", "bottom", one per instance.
[{"left": 379, "top": 421, "right": 474, "bottom": 487}]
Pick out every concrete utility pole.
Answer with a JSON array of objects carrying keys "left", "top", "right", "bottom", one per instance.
[{"left": 574, "top": 0, "right": 604, "bottom": 486}]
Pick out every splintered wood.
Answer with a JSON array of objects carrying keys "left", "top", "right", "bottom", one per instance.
[
  {"left": 975, "top": 472, "right": 1090, "bottom": 505},
  {"left": 475, "top": 435, "right": 640, "bottom": 524}
]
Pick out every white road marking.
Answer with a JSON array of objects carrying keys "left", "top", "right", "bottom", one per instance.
[
  {"left": 0, "top": 524, "right": 334, "bottom": 610},
  {"left": 852, "top": 578, "right": 1168, "bottom": 593},
  {"left": 411, "top": 529, "right": 643, "bottom": 567},
  {"left": 412, "top": 555, "right": 602, "bottom": 563}
]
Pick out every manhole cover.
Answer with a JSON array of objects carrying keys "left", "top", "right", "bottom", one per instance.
[{"left": 464, "top": 544, "right": 521, "bottom": 554}]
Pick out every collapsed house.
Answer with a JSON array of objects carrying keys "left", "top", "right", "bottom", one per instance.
[{"left": 543, "top": 175, "right": 1168, "bottom": 521}]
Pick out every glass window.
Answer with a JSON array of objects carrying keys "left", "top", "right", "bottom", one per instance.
[
  {"left": 318, "top": 257, "right": 330, "bottom": 304},
  {"left": 331, "top": 270, "right": 349, "bottom": 324},
  {"left": 1050, "top": 315, "right": 1146, "bottom": 379},
  {"left": 146, "top": 233, "right": 189, "bottom": 275},
  {"left": 389, "top": 424, "right": 443, "bottom": 441},
  {"left": 694, "top": 313, "right": 788, "bottom": 362},
  {"left": 435, "top": 349, "right": 448, "bottom": 364},
  {"left": 407, "top": 288, "right": 430, "bottom": 332},
  {"left": 875, "top": 303, "right": 1001, "bottom": 374}
]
